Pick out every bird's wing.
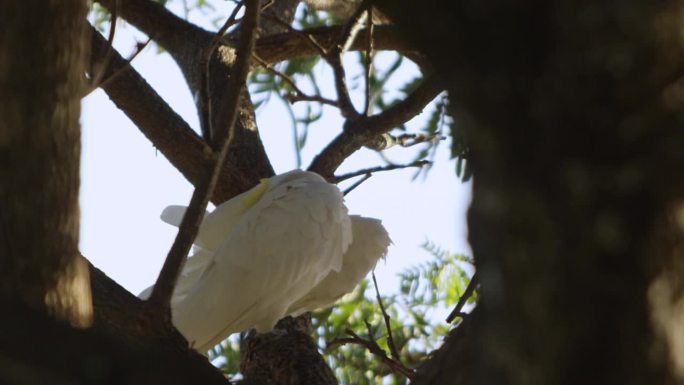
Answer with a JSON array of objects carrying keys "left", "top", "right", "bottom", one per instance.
[
  {"left": 159, "top": 205, "right": 202, "bottom": 227},
  {"left": 136, "top": 248, "right": 213, "bottom": 303},
  {"left": 196, "top": 178, "right": 271, "bottom": 251},
  {"left": 287, "top": 215, "right": 391, "bottom": 315},
  {"left": 172, "top": 170, "right": 352, "bottom": 351},
  {"left": 170, "top": 248, "right": 213, "bottom": 306},
  {"left": 158, "top": 180, "right": 270, "bottom": 251}
]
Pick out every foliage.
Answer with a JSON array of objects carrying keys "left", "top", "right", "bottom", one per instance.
[{"left": 210, "top": 241, "right": 476, "bottom": 384}]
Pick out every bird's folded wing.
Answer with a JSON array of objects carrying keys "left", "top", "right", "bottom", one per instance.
[{"left": 287, "top": 215, "right": 391, "bottom": 315}]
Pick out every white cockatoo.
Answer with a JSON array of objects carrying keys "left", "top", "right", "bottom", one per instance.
[{"left": 140, "top": 170, "right": 389, "bottom": 353}]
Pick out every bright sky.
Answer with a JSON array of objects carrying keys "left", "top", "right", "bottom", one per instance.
[{"left": 80, "top": 3, "right": 472, "bottom": 299}]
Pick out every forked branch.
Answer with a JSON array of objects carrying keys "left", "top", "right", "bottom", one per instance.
[{"left": 309, "top": 75, "right": 444, "bottom": 179}]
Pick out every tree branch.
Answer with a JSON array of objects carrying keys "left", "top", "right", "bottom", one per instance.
[
  {"left": 95, "top": 0, "right": 213, "bottom": 62},
  {"left": 199, "top": 2, "right": 245, "bottom": 142},
  {"left": 309, "top": 75, "right": 444, "bottom": 178},
  {"left": 252, "top": 54, "right": 340, "bottom": 108},
  {"left": 89, "top": 26, "right": 258, "bottom": 202},
  {"left": 364, "top": 132, "right": 445, "bottom": 151},
  {"left": 446, "top": 271, "right": 478, "bottom": 323},
  {"left": 371, "top": 272, "right": 400, "bottom": 361},
  {"left": 334, "top": 160, "right": 431, "bottom": 183},
  {"left": 327, "top": 328, "right": 415, "bottom": 379},
  {"left": 253, "top": 25, "right": 428, "bottom": 69},
  {"left": 0, "top": 302, "right": 229, "bottom": 385},
  {"left": 148, "top": 0, "right": 260, "bottom": 308}
]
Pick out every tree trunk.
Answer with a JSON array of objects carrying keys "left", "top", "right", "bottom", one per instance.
[
  {"left": 373, "top": 0, "right": 684, "bottom": 383},
  {"left": 0, "top": 0, "right": 91, "bottom": 327}
]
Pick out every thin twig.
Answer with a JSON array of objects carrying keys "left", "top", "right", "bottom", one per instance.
[
  {"left": 263, "top": 12, "right": 359, "bottom": 118},
  {"left": 148, "top": 0, "right": 260, "bottom": 309},
  {"left": 372, "top": 272, "right": 400, "bottom": 361},
  {"left": 446, "top": 271, "right": 479, "bottom": 323},
  {"left": 322, "top": 0, "right": 372, "bottom": 119},
  {"left": 338, "top": 0, "right": 369, "bottom": 55},
  {"left": 199, "top": 1, "right": 245, "bottom": 142},
  {"left": 363, "top": 6, "right": 374, "bottom": 116},
  {"left": 342, "top": 173, "right": 371, "bottom": 195},
  {"left": 326, "top": 329, "right": 416, "bottom": 379},
  {"left": 327, "top": 53, "right": 358, "bottom": 119},
  {"left": 335, "top": 160, "right": 431, "bottom": 183},
  {"left": 88, "top": 1, "right": 118, "bottom": 91},
  {"left": 285, "top": 93, "right": 340, "bottom": 107},
  {"left": 96, "top": 39, "right": 151, "bottom": 90},
  {"left": 260, "top": 0, "right": 274, "bottom": 12},
  {"left": 252, "top": 54, "right": 339, "bottom": 107}
]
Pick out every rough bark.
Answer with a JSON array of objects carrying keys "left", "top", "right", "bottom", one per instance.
[
  {"left": 240, "top": 316, "right": 338, "bottom": 385},
  {"left": 0, "top": 0, "right": 91, "bottom": 327},
  {"left": 97, "top": 0, "right": 275, "bottom": 180},
  {"left": 372, "top": 0, "right": 684, "bottom": 384}
]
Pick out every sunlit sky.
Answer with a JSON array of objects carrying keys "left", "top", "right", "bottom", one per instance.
[{"left": 80, "top": 3, "right": 472, "bottom": 300}]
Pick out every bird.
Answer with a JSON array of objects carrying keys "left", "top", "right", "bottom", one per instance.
[{"left": 139, "top": 170, "right": 390, "bottom": 353}]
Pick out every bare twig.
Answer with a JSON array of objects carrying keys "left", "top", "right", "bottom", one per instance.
[
  {"left": 338, "top": 0, "right": 369, "bottom": 55},
  {"left": 372, "top": 272, "right": 400, "bottom": 361},
  {"left": 260, "top": 0, "right": 274, "bottom": 12},
  {"left": 252, "top": 54, "right": 339, "bottom": 108},
  {"left": 335, "top": 160, "right": 431, "bottom": 183},
  {"left": 324, "top": 3, "right": 371, "bottom": 120},
  {"left": 85, "top": 2, "right": 151, "bottom": 97},
  {"left": 285, "top": 92, "right": 340, "bottom": 107},
  {"left": 95, "top": 39, "right": 151, "bottom": 90},
  {"left": 148, "top": 0, "right": 260, "bottom": 309},
  {"left": 363, "top": 6, "right": 374, "bottom": 116},
  {"left": 199, "top": 1, "right": 245, "bottom": 142},
  {"left": 327, "top": 329, "right": 416, "bottom": 379},
  {"left": 326, "top": 53, "right": 358, "bottom": 119},
  {"left": 446, "top": 271, "right": 479, "bottom": 323},
  {"left": 88, "top": 1, "right": 118, "bottom": 91},
  {"left": 342, "top": 173, "right": 371, "bottom": 195}
]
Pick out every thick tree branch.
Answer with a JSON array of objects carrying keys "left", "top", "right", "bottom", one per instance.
[
  {"left": 89, "top": 26, "right": 263, "bottom": 201},
  {"left": 0, "top": 302, "right": 228, "bottom": 385},
  {"left": 253, "top": 25, "right": 427, "bottom": 68},
  {"left": 309, "top": 75, "right": 443, "bottom": 178},
  {"left": 199, "top": 3, "right": 244, "bottom": 141}
]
